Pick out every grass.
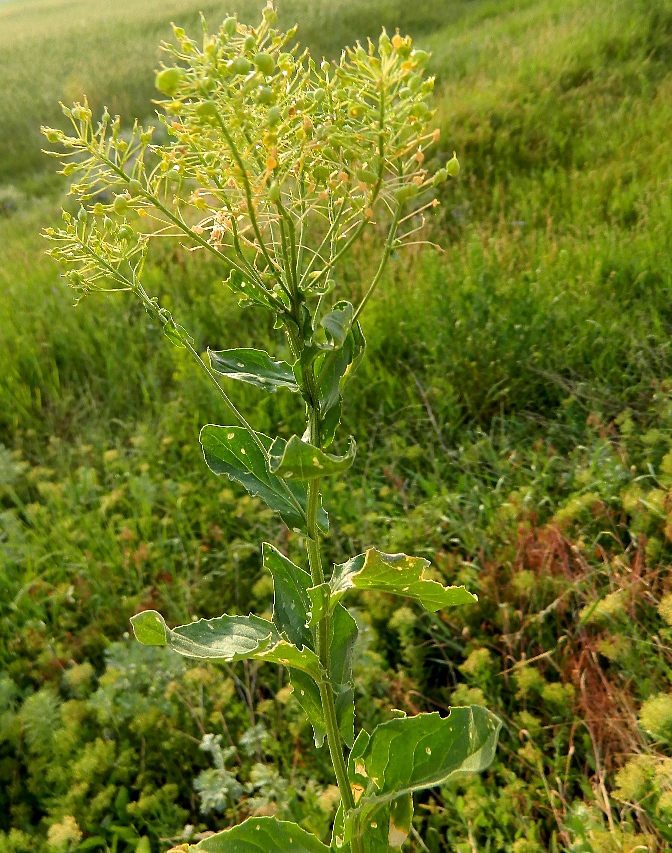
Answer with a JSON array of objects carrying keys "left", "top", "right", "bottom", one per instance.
[{"left": 2, "top": 0, "right": 672, "bottom": 851}]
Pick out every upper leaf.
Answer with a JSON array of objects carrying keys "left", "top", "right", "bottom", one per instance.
[
  {"left": 130, "top": 610, "right": 321, "bottom": 679},
  {"left": 330, "top": 549, "right": 477, "bottom": 612},
  {"left": 209, "top": 348, "right": 298, "bottom": 393},
  {"left": 199, "top": 425, "right": 328, "bottom": 533},
  {"left": 320, "top": 300, "right": 354, "bottom": 348},
  {"left": 316, "top": 321, "right": 366, "bottom": 447},
  {"left": 189, "top": 816, "right": 329, "bottom": 853},
  {"left": 262, "top": 543, "right": 312, "bottom": 650},
  {"left": 269, "top": 434, "right": 356, "bottom": 480}
]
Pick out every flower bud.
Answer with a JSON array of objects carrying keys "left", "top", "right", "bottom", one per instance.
[
  {"left": 156, "top": 67, "right": 184, "bottom": 96},
  {"left": 446, "top": 152, "right": 460, "bottom": 177},
  {"left": 254, "top": 53, "right": 276, "bottom": 76}
]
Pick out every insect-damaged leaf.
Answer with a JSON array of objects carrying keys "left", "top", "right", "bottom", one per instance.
[
  {"left": 189, "top": 816, "right": 330, "bottom": 853},
  {"left": 199, "top": 425, "right": 328, "bottom": 533},
  {"left": 262, "top": 543, "right": 312, "bottom": 650},
  {"left": 334, "top": 708, "right": 501, "bottom": 851},
  {"left": 130, "top": 610, "right": 320, "bottom": 680},
  {"left": 330, "top": 549, "right": 477, "bottom": 612},
  {"left": 269, "top": 434, "right": 356, "bottom": 480},
  {"left": 209, "top": 348, "right": 298, "bottom": 393}
]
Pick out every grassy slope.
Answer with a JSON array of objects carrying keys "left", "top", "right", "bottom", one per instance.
[{"left": 2, "top": 0, "right": 672, "bottom": 851}]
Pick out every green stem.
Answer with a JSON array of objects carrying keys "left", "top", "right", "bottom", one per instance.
[{"left": 304, "top": 408, "right": 364, "bottom": 853}]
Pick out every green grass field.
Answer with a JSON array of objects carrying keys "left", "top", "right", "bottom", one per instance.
[{"left": 2, "top": 0, "right": 672, "bottom": 851}]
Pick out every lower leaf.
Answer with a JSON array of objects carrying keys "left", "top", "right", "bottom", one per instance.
[{"left": 189, "top": 816, "right": 329, "bottom": 853}]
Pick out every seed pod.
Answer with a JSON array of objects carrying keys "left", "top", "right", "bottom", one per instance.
[
  {"left": 69, "top": 270, "right": 83, "bottom": 286},
  {"left": 432, "top": 168, "right": 447, "bottom": 187},
  {"left": 411, "top": 49, "right": 430, "bottom": 67},
  {"left": 196, "top": 100, "right": 219, "bottom": 121},
  {"left": 103, "top": 216, "right": 113, "bottom": 231},
  {"left": 257, "top": 86, "right": 274, "bottom": 105},
  {"left": 312, "top": 88, "right": 326, "bottom": 103},
  {"left": 356, "top": 169, "right": 377, "bottom": 185},
  {"left": 446, "top": 152, "right": 460, "bottom": 177},
  {"left": 128, "top": 179, "right": 143, "bottom": 195},
  {"left": 113, "top": 195, "right": 129, "bottom": 215},
  {"left": 229, "top": 57, "right": 252, "bottom": 75},
  {"left": 267, "top": 106, "right": 281, "bottom": 127},
  {"left": 156, "top": 67, "right": 184, "bottom": 96},
  {"left": 254, "top": 53, "right": 275, "bottom": 75},
  {"left": 118, "top": 224, "right": 134, "bottom": 241},
  {"left": 77, "top": 207, "right": 88, "bottom": 223},
  {"left": 267, "top": 181, "right": 281, "bottom": 203},
  {"left": 244, "top": 35, "right": 257, "bottom": 52},
  {"left": 222, "top": 17, "right": 237, "bottom": 37},
  {"left": 263, "top": 5, "right": 278, "bottom": 23},
  {"left": 394, "top": 184, "right": 419, "bottom": 204},
  {"left": 408, "top": 74, "right": 422, "bottom": 92},
  {"left": 410, "top": 101, "right": 430, "bottom": 118},
  {"left": 45, "top": 129, "right": 61, "bottom": 143}
]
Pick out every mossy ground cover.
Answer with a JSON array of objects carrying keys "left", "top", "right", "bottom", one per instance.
[{"left": 1, "top": 0, "right": 672, "bottom": 851}]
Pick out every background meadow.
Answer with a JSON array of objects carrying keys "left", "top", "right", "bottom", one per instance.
[{"left": 2, "top": 0, "right": 672, "bottom": 851}]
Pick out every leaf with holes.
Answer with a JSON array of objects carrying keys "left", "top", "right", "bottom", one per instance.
[
  {"left": 130, "top": 610, "right": 320, "bottom": 679},
  {"left": 316, "top": 321, "right": 365, "bottom": 447},
  {"left": 336, "top": 707, "right": 501, "bottom": 849},
  {"left": 320, "top": 300, "right": 354, "bottom": 347},
  {"left": 269, "top": 435, "right": 356, "bottom": 480},
  {"left": 330, "top": 549, "right": 477, "bottom": 612},
  {"left": 209, "top": 348, "right": 298, "bottom": 393},
  {"left": 189, "top": 816, "right": 329, "bottom": 853},
  {"left": 199, "top": 425, "right": 328, "bottom": 533}
]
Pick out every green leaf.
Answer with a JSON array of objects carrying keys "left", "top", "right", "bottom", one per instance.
[
  {"left": 199, "top": 426, "right": 328, "bottom": 533},
  {"left": 130, "top": 610, "right": 167, "bottom": 646},
  {"left": 330, "top": 550, "right": 477, "bottom": 612},
  {"left": 320, "top": 300, "right": 353, "bottom": 347},
  {"left": 330, "top": 604, "right": 357, "bottom": 749},
  {"left": 338, "top": 708, "right": 501, "bottom": 850},
  {"left": 289, "top": 670, "right": 326, "bottom": 748},
  {"left": 189, "top": 816, "right": 330, "bottom": 853},
  {"left": 262, "top": 543, "right": 312, "bottom": 649},
  {"left": 224, "top": 268, "right": 277, "bottom": 310},
  {"left": 269, "top": 435, "right": 356, "bottom": 480},
  {"left": 361, "top": 706, "right": 499, "bottom": 802},
  {"left": 131, "top": 610, "right": 321, "bottom": 679},
  {"left": 306, "top": 582, "right": 330, "bottom": 626},
  {"left": 163, "top": 320, "right": 194, "bottom": 349},
  {"left": 316, "top": 321, "right": 365, "bottom": 447},
  {"left": 209, "top": 348, "right": 298, "bottom": 393}
]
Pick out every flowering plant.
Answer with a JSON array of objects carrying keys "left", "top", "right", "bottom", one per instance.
[{"left": 42, "top": 4, "right": 499, "bottom": 850}]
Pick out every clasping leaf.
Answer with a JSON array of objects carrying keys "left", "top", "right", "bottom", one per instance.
[
  {"left": 199, "top": 425, "right": 328, "bottom": 533},
  {"left": 130, "top": 610, "right": 321, "bottom": 680},
  {"left": 330, "top": 549, "right": 477, "bottom": 611},
  {"left": 269, "top": 434, "right": 356, "bottom": 480},
  {"left": 189, "top": 816, "right": 329, "bottom": 852},
  {"left": 209, "top": 348, "right": 298, "bottom": 393}
]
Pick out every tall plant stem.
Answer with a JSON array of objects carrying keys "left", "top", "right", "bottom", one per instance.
[{"left": 305, "top": 413, "right": 363, "bottom": 853}]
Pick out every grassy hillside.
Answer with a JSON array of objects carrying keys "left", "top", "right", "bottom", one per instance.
[{"left": 2, "top": 0, "right": 672, "bottom": 851}]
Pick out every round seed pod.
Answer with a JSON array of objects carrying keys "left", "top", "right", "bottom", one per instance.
[
  {"left": 230, "top": 57, "right": 252, "bottom": 76},
  {"left": 156, "top": 67, "right": 184, "bottom": 96},
  {"left": 128, "top": 179, "right": 143, "bottom": 195},
  {"left": 118, "top": 224, "right": 134, "bottom": 241},
  {"left": 267, "top": 106, "right": 281, "bottom": 127},
  {"left": 446, "top": 153, "right": 460, "bottom": 177},
  {"left": 222, "top": 17, "right": 237, "bottom": 37},
  {"left": 244, "top": 35, "right": 257, "bottom": 52},
  {"left": 267, "top": 181, "right": 281, "bottom": 203},
  {"left": 254, "top": 53, "right": 275, "bottom": 76},
  {"left": 394, "top": 184, "right": 419, "bottom": 203},
  {"left": 257, "top": 86, "right": 274, "bottom": 105},
  {"left": 113, "top": 195, "right": 129, "bottom": 215}
]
